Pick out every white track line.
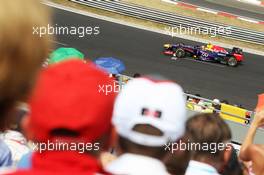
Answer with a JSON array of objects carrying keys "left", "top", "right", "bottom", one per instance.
[
  {"left": 161, "top": 0, "right": 178, "bottom": 5},
  {"left": 197, "top": 8, "right": 218, "bottom": 14},
  {"left": 237, "top": 17, "right": 259, "bottom": 23}
]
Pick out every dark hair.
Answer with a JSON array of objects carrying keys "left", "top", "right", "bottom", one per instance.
[
  {"left": 221, "top": 100, "right": 229, "bottom": 104},
  {"left": 8, "top": 107, "right": 29, "bottom": 132},
  {"left": 164, "top": 137, "right": 191, "bottom": 175},
  {"left": 0, "top": 0, "right": 51, "bottom": 131},
  {"left": 194, "top": 94, "right": 201, "bottom": 97},
  {"left": 185, "top": 113, "right": 231, "bottom": 161},
  {"left": 222, "top": 146, "right": 243, "bottom": 175},
  {"left": 118, "top": 124, "right": 166, "bottom": 159},
  {"left": 133, "top": 73, "right": 141, "bottom": 78},
  {"left": 0, "top": 100, "right": 14, "bottom": 130}
]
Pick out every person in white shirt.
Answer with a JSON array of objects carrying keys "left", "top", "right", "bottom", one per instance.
[
  {"left": 0, "top": 130, "right": 30, "bottom": 165},
  {"left": 106, "top": 76, "right": 187, "bottom": 175},
  {"left": 184, "top": 113, "right": 233, "bottom": 175},
  {"left": 0, "top": 103, "right": 31, "bottom": 165}
]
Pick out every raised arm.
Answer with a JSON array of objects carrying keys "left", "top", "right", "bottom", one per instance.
[{"left": 239, "top": 110, "right": 264, "bottom": 161}]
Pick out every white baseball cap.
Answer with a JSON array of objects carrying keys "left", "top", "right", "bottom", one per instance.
[
  {"left": 112, "top": 77, "right": 187, "bottom": 147},
  {"left": 213, "top": 99, "right": 220, "bottom": 104}
]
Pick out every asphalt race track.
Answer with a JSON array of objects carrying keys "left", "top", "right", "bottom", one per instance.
[{"left": 52, "top": 8, "right": 264, "bottom": 110}]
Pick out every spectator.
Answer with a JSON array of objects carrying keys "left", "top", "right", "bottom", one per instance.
[
  {"left": 133, "top": 73, "right": 141, "bottom": 78},
  {"left": 187, "top": 94, "right": 204, "bottom": 112},
  {"left": 0, "top": 130, "right": 30, "bottom": 166},
  {"left": 9, "top": 60, "right": 116, "bottom": 174},
  {"left": 0, "top": 0, "right": 50, "bottom": 169},
  {"left": 0, "top": 0, "right": 51, "bottom": 130},
  {"left": 106, "top": 76, "right": 187, "bottom": 175},
  {"left": 164, "top": 136, "right": 191, "bottom": 175},
  {"left": 190, "top": 94, "right": 202, "bottom": 104},
  {"left": 221, "top": 100, "right": 229, "bottom": 105},
  {"left": 212, "top": 99, "right": 221, "bottom": 111},
  {"left": 0, "top": 104, "right": 30, "bottom": 165},
  {"left": 100, "top": 152, "right": 117, "bottom": 168},
  {"left": 0, "top": 141, "right": 12, "bottom": 167},
  {"left": 16, "top": 153, "right": 32, "bottom": 170},
  {"left": 239, "top": 108, "right": 264, "bottom": 175},
  {"left": 233, "top": 104, "right": 244, "bottom": 109},
  {"left": 222, "top": 146, "right": 245, "bottom": 175},
  {"left": 185, "top": 113, "right": 232, "bottom": 175}
]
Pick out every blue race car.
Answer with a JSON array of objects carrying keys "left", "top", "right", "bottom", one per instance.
[{"left": 163, "top": 43, "right": 244, "bottom": 67}]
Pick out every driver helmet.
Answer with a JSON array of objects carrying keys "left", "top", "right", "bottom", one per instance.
[{"left": 207, "top": 43, "right": 213, "bottom": 49}]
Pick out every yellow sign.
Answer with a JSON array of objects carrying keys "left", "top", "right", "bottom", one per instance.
[{"left": 220, "top": 103, "right": 249, "bottom": 124}]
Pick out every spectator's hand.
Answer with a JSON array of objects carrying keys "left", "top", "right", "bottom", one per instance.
[
  {"left": 253, "top": 109, "right": 264, "bottom": 128},
  {"left": 100, "top": 152, "right": 116, "bottom": 168}
]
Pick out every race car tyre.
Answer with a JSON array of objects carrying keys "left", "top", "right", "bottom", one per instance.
[
  {"left": 227, "top": 57, "right": 238, "bottom": 67},
  {"left": 175, "top": 48, "right": 185, "bottom": 58}
]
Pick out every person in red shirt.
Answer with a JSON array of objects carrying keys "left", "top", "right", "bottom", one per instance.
[{"left": 8, "top": 59, "right": 116, "bottom": 175}]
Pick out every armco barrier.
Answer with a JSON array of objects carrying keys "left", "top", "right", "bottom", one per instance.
[
  {"left": 117, "top": 74, "right": 264, "bottom": 144},
  {"left": 220, "top": 103, "right": 250, "bottom": 125},
  {"left": 71, "top": 0, "right": 264, "bottom": 45},
  {"left": 118, "top": 74, "right": 253, "bottom": 123},
  {"left": 186, "top": 93, "right": 252, "bottom": 125}
]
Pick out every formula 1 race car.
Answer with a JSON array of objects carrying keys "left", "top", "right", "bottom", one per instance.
[{"left": 163, "top": 43, "right": 244, "bottom": 67}]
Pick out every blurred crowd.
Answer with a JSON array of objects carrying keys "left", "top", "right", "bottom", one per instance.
[{"left": 0, "top": 1, "right": 264, "bottom": 175}]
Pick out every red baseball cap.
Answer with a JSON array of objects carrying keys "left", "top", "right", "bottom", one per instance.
[{"left": 28, "top": 59, "right": 116, "bottom": 143}]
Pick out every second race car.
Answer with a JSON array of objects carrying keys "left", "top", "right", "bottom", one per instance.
[{"left": 163, "top": 43, "right": 244, "bottom": 67}]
